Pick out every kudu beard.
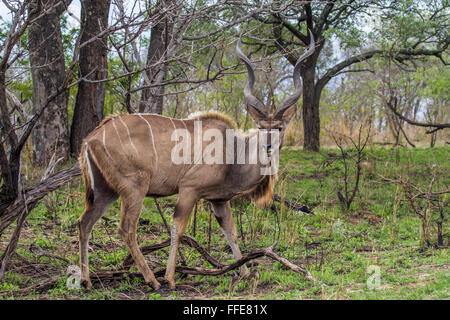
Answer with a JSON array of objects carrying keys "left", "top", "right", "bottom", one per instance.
[{"left": 170, "top": 120, "right": 280, "bottom": 175}]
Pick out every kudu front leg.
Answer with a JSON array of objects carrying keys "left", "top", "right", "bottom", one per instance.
[
  {"left": 165, "top": 192, "right": 197, "bottom": 289},
  {"left": 211, "top": 201, "right": 250, "bottom": 278}
]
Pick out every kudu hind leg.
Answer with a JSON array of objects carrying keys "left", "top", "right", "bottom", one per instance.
[
  {"left": 118, "top": 194, "right": 160, "bottom": 290},
  {"left": 78, "top": 198, "right": 115, "bottom": 288},
  {"left": 211, "top": 201, "right": 250, "bottom": 277},
  {"left": 165, "top": 192, "right": 197, "bottom": 289}
]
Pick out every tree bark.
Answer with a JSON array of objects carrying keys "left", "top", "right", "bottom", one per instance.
[
  {"left": 28, "top": 0, "right": 69, "bottom": 166},
  {"left": 273, "top": 22, "right": 323, "bottom": 152},
  {"left": 70, "top": 0, "right": 111, "bottom": 156},
  {"left": 0, "top": 72, "right": 20, "bottom": 207},
  {"left": 301, "top": 63, "right": 321, "bottom": 152},
  {"left": 139, "top": 0, "right": 175, "bottom": 114}
]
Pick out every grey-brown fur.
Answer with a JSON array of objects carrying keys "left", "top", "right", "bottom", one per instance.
[
  {"left": 78, "top": 113, "right": 274, "bottom": 289},
  {"left": 77, "top": 34, "right": 315, "bottom": 290}
]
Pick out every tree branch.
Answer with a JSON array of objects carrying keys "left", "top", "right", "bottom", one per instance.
[
  {"left": 386, "top": 96, "right": 450, "bottom": 131},
  {"left": 317, "top": 50, "right": 383, "bottom": 89},
  {"left": 317, "top": 43, "right": 449, "bottom": 90}
]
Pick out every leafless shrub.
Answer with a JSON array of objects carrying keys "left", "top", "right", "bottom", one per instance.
[
  {"left": 381, "top": 169, "right": 449, "bottom": 247},
  {"left": 328, "top": 121, "right": 372, "bottom": 213}
]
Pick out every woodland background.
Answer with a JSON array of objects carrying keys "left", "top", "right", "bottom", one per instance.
[{"left": 0, "top": 0, "right": 448, "bottom": 299}]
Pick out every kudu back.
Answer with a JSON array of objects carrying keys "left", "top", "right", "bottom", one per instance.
[{"left": 77, "top": 32, "right": 315, "bottom": 290}]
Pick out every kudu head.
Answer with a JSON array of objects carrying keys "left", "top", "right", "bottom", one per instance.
[{"left": 236, "top": 31, "right": 315, "bottom": 152}]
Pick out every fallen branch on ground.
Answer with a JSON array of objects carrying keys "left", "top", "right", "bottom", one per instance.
[
  {"left": 123, "top": 240, "right": 314, "bottom": 281},
  {"left": 0, "top": 276, "right": 60, "bottom": 297},
  {"left": 1, "top": 239, "right": 316, "bottom": 297},
  {"left": 0, "top": 163, "right": 81, "bottom": 281},
  {"left": 272, "top": 194, "right": 314, "bottom": 214},
  {"left": 0, "top": 163, "right": 81, "bottom": 234},
  {"left": 122, "top": 235, "right": 224, "bottom": 269}
]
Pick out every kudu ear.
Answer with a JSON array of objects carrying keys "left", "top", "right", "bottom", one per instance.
[
  {"left": 273, "top": 104, "right": 297, "bottom": 124},
  {"left": 247, "top": 104, "right": 267, "bottom": 122}
]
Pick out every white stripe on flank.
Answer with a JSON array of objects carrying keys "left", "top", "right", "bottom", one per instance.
[
  {"left": 138, "top": 114, "right": 158, "bottom": 165},
  {"left": 111, "top": 118, "right": 127, "bottom": 154},
  {"left": 169, "top": 118, "right": 176, "bottom": 131},
  {"left": 102, "top": 127, "right": 113, "bottom": 159},
  {"left": 84, "top": 145, "right": 95, "bottom": 191},
  {"left": 118, "top": 116, "right": 139, "bottom": 154},
  {"left": 181, "top": 119, "right": 188, "bottom": 131}
]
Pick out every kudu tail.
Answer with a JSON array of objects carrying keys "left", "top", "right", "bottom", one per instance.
[
  {"left": 79, "top": 143, "right": 95, "bottom": 210},
  {"left": 79, "top": 139, "right": 121, "bottom": 207}
]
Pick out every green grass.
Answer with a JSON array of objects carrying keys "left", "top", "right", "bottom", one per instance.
[{"left": 0, "top": 146, "right": 448, "bottom": 300}]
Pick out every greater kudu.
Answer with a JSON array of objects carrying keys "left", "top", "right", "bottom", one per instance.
[{"left": 77, "top": 32, "right": 315, "bottom": 290}]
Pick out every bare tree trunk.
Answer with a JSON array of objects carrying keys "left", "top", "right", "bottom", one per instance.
[
  {"left": 139, "top": 0, "right": 175, "bottom": 114},
  {"left": 70, "top": 0, "right": 111, "bottom": 156},
  {"left": 0, "top": 72, "right": 19, "bottom": 208},
  {"left": 386, "top": 110, "right": 400, "bottom": 145},
  {"left": 28, "top": 0, "right": 69, "bottom": 166},
  {"left": 430, "top": 131, "right": 437, "bottom": 147},
  {"left": 302, "top": 64, "right": 321, "bottom": 152}
]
